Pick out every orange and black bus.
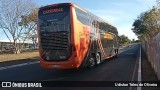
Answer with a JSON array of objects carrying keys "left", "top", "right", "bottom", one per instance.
[{"left": 38, "top": 3, "right": 119, "bottom": 69}]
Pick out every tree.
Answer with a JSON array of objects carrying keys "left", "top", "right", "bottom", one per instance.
[
  {"left": 131, "top": 39, "right": 135, "bottom": 43},
  {"left": 0, "top": 0, "right": 37, "bottom": 53},
  {"left": 119, "top": 35, "right": 131, "bottom": 45},
  {"left": 19, "top": 8, "right": 38, "bottom": 49},
  {"left": 132, "top": 7, "right": 160, "bottom": 41},
  {"left": 157, "top": 0, "right": 160, "bottom": 8},
  {"left": 132, "top": 12, "right": 148, "bottom": 41}
]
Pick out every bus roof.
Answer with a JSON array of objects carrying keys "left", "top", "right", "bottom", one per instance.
[
  {"left": 71, "top": 3, "right": 116, "bottom": 28},
  {"left": 39, "top": 2, "right": 116, "bottom": 29},
  {"left": 39, "top": 3, "right": 72, "bottom": 10}
]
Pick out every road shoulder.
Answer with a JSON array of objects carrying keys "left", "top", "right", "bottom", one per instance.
[{"left": 141, "top": 48, "right": 159, "bottom": 90}]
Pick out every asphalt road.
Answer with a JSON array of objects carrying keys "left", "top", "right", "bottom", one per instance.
[{"left": 0, "top": 44, "right": 140, "bottom": 90}]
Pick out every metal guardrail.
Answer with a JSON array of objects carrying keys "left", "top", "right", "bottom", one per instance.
[{"left": 142, "top": 33, "right": 160, "bottom": 80}]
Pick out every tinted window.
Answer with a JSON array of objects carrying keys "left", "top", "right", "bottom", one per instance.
[
  {"left": 39, "top": 5, "right": 70, "bottom": 32},
  {"left": 75, "top": 7, "right": 90, "bottom": 25}
]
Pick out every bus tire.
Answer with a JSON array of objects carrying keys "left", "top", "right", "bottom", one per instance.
[
  {"left": 88, "top": 54, "right": 96, "bottom": 68},
  {"left": 95, "top": 52, "right": 101, "bottom": 65},
  {"left": 114, "top": 49, "right": 118, "bottom": 57}
]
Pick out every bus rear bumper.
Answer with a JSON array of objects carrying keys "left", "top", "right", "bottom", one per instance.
[
  {"left": 40, "top": 52, "right": 78, "bottom": 69},
  {"left": 40, "top": 60, "right": 77, "bottom": 69}
]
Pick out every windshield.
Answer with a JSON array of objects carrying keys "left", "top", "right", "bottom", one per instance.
[{"left": 38, "top": 5, "right": 70, "bottom": 32}]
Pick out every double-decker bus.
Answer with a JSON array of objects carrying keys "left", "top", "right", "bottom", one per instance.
[{"left": 38, "top": 3, "right": 119, "bottom": 69}]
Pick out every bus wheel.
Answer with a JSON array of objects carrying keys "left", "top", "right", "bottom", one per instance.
[
  {"left": 88, "top": 55, "right": 96, "bottom": 68},
  {"left": 95, "top": 53, "right": 101, "bottom": 65},
  {"left": 114, "top": 49, "right": 118, "bottom": 57}
]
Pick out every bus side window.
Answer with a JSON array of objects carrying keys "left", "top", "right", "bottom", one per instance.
[{"left": 75, "top": 7, "right": 90, "bottom": 25}]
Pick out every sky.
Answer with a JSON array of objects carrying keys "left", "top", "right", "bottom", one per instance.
[
  {"left": 0, "top": 0, "right": 157, "bottom": 41},
  {"left": 33, "top": 0, "right": 157, "bottom": 40}
]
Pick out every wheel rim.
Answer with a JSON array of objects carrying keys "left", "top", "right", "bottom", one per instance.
[
  {"left": 96, "top": 53, "right": 101, "bottom": 64},
  {"left": 89, "top": 55, "right": 95, "bottom": 67}
]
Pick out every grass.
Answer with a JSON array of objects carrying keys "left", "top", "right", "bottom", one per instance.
[
  {"left": 0, "top": 51, "right": 39, "bottom": 62},
  {"left": 0, "top": 45, "right": 127, "bottom": 63}
]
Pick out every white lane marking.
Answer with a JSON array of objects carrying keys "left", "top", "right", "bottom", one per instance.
[
  {"left": 0, "top": 45, "right": 135, "bottom": 71},
  {"left": 0, "top": 61, "right": 40, "bottom": 71},
  {"left": 129, "top": 53, "right": 139, "bottom": 90},
  {"left": 137, "top": 45, "right": 142, "bottom": 90}
]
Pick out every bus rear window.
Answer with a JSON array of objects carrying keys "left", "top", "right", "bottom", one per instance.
[
  {"left": 38, "top": 5, "right": 70, "bottom": 32},
  {"left": 39, "top": 5, "right": 70, "bottom": 20}
]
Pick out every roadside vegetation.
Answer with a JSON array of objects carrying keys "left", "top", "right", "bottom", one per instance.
[
  {"left": 0, "top": 50, "right": 38, "bottom": 62},
  {"left": 0, "top": 0, "right": 38, "bottom": 54},
  {"left": 132, "top": 0, "right": 160, "bottom": 80},
  {"left": 119, "top": 35, "right": 132, "bottom": 45},
  {"left": 132, "top": 0, "right": 160, "bottom": 41}
]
